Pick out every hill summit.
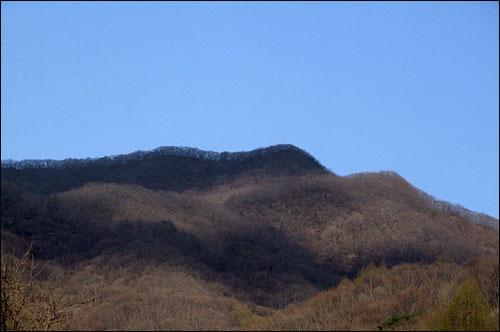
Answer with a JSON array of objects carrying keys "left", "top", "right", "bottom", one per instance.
[{"left": 1, "top": 144, "right": 327, "bottom": 194}]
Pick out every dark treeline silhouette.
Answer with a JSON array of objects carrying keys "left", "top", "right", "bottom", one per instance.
[
  {"left": 1, "top": 144, "right": 327, "bottom": 194},
  {"left": 1, "top": 144, "right": 325, "bottom": 169}
]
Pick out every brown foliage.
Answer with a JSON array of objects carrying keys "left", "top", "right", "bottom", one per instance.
[{"left": 1, "top": 244, "right": 92, "bottom": 331}]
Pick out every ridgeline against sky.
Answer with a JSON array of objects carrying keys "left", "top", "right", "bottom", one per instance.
[{"left": 1, "top": 2, "right": 498, "bottom": 217}]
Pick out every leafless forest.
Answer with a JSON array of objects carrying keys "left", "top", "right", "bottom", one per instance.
[{"left": 1, "top": 145, "right": 498, "bottom": 330}]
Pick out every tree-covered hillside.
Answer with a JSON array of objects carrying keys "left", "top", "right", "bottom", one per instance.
[{"left": 1, "top": 145, "right": 498, "bottom": 330}]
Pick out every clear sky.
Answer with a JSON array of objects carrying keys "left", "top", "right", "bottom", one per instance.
[{"left": 1, "top": 2, "right": 499, "bottom": 218}]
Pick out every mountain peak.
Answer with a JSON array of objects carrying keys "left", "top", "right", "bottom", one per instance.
[
  {"left": 1, "top": 144, "right": 328, "bottom": 194},
  {"left": 1, "top": 144, "right": 324, "bottom": 170}
]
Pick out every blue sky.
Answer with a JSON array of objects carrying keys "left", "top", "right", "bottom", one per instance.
[{"left": 1, "top": 2, "right": 498, "bottom": 218}]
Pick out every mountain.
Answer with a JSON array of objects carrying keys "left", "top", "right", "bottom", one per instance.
[{"left": 1, "top": 144, "right": 498, "bottom": 330}]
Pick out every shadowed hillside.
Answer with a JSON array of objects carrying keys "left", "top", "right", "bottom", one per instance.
[{"left": 1, "top": 144, "right": 327, "bottom": 194}]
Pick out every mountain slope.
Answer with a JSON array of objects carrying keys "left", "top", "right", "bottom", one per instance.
[{"left": 1, "top": 144, "right": 498, "bottom": 330}]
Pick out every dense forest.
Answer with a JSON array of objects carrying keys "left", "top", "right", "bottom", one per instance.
[{"left": 1, "top": 144, "right": 498, "bottom": 330}]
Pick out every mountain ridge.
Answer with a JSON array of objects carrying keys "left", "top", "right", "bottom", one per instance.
[
  {"left": 0, "top": 144, "right": 327, "bottom": 194},
  {"left": 2, "top": 144, "right": 497, "bottom": 228},
  {"left": 1, "top": 144, "right": 326, "bottom": 170}
]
